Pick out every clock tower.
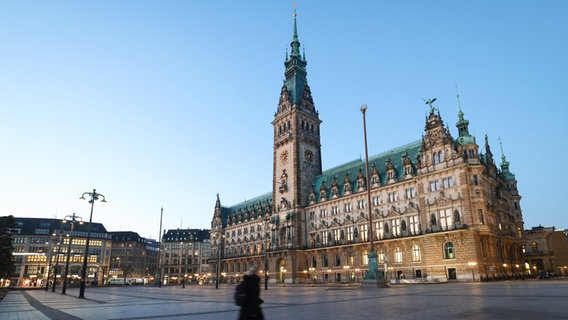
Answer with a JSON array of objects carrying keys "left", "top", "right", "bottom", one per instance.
[{"left": 272, "top": 12, "right": 322, "bottom": 228}]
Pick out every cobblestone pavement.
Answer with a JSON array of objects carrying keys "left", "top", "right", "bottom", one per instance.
[{"left": 1, "top": 280, "right": 567, "bottom": 320}]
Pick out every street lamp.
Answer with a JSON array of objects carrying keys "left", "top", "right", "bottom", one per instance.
[
  {"left": 51, "top": 232, "right": 64, "bottom": 292},
  {"left": 343, "top": 265, "right": 350, "bottom": 282},
  {"left": 45, "top": 232, "right": 64, "bottom": 291},
  {"left": 78, "top": 189, "right": 106, "bottom": 299},
  {"left": 263, "top": 216, "right": 271, "bottom": 290},
  {"left": 180, "top": 242, "right": 185, "bottom": 288},
  {"left": 360, "top": 105, "right": 384, "bottom": 286},
  {"left": 62, "top": 213, "right": 82, "bottom": 295},
  {"left": 215, "top": 227, "right": 224, "bottom": 289}
]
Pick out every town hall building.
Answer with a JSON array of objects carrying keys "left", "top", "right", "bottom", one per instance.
[{"left": 210, "top": 13, "right": 525, "bottom": 284}]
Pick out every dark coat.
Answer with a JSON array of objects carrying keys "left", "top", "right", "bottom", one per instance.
[{"left": 238, "top": 274, "right": 264, "bottom": 320}]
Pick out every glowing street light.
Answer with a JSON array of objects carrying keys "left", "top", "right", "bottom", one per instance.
[
  {"left": 78, "top": 189, "right": 106, "bottom": 299},
  {"left": 61, "top": 213, "right": 82, "bottom": 295}
]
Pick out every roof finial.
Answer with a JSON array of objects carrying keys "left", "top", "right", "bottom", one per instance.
[
  {"left": 423, "top": 98, "right": 437, "bottom": 114},
  {"left": 498, "top": 137, "right": 507, "bottom": 162}
]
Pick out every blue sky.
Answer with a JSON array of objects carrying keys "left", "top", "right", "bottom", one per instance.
[{"left": 1, "top": 1, "right": 567, "bottom": 239}]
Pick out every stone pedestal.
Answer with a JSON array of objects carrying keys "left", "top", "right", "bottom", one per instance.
[{"left": 361, "top": 279, "right": 389, "bottom": 288}]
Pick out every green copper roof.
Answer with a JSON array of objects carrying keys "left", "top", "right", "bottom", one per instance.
[
  {"left": 455, "top": 96, "right": 476, "bottom": 146},
  {"left": 312, "top": 140, "right": 422, "bottom": 202},
  {"left": 283, "top": 12, "right": 308, "bottom": 105}
]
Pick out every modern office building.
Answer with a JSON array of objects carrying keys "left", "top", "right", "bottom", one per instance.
[
  {"left": 159, "top": 228, "right": 211, "bottom": 285},
  {"left": 210, "top": 13, "right": 525, "bottom": 284},
  {"left": 108, "top": 231, "right": 159, "bottom": 284},
  {"left": 10, "top": 217, "right": 111, "bottom": 287}
]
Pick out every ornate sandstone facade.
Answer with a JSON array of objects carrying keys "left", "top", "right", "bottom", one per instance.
[{"left": 210, "top": 14, "right": 524, "bottom": 284}]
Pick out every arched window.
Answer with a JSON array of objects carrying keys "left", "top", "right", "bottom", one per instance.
[
  {"left": 453, "top": 210, "right": 461, "bottom": 223},
  {"left": 323, "top": 255, "right": 329, "bottom": 267},
  {"left": 439, "top": 151, "right": 444, "bottom": 162},
  {"left": 412, "top": 244, "right": 422, "bottom": 262},
  {"left": 394, "top": 247, "right": 403, "bottom": 263},
  {"left": 384, "top": 223, "right": 389, "bottom": 234},
  {"left": 401, "top": 220, "right": 407, "bottom": 232},
  {"left": 311, "top": 256, "right": 317, "bottom": 268},
  {"left": 530, "top": 241, "right": 539, "bottom": 252},
  {"left": 431, "top": 214, "right": 437, "bottom": 226},
  {"left": 335, "top": 254, "right": 341, "bottom": 266},
  {"left": 444, "top": 242, "right": 456, "bottom": 259}
]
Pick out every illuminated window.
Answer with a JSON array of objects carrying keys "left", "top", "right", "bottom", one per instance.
[
  {"left": 394, "top": 247, "right": 402, "bottom": 263},
  {"left": 409, "top": 216, "right": 419, "bottom": 235},
  {"left": 412, "top": 245, "right": 422, "bottom": 262},
  {"left": 444, "top": 242, "right": 456, "bottom": 259}
]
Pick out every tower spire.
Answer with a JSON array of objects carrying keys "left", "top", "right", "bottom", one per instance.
[
  {"left": 498, "top": 138, "right": 515, "bottom": 180},
  {"left": 282, "top": 4, "right": 308, "bottom": 106}
]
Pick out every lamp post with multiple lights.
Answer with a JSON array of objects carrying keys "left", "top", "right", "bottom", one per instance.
[
  {"left": 215, "top": 226, "right": 224, "bottom": 289},
  {"left": 78, "top": 189, "right": 106, "bottom": 299},
  {"left": 360, "top": 105, "right": 386, "bottom": 286},
  {"left": 45, "top": 231, "right": 64, "bottom": 291},
  {"left": 263, "top": 217, "right": 272, "bottom": 290},
  {"left": 61, "top": 213, "right": 82, "bottom": 295}
]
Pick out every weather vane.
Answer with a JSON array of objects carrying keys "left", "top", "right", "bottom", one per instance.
[{"left": 423, "top": 98, "right": 437, "bottom": 113}]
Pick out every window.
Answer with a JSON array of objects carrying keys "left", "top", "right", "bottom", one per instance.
[
  {"left": 405, "top": 188, "right": 416, "bottom": 199},
  {"left": 409, "top": 216, "right": 419, "bottom": 235},
  {"left": 401, "top": 220, "right": 407, "bottom": 233},
  {"left": 322, "top": 231, "right": 329, "bottom": 245},
  {"left": 323, "top": 255, "right": 329, "bottom": 267},
  {"left": 362, "top": 250, "right": 369, "bottom": 265},
  {"left": 478, "top": 209, "right": 485, "bottom": 224},
  {"left": 372, "top": 196, "right": 381, "bottom": 206},
  {"left": 320, "top": 209, "right": 327, "bottom": 217},
  {"left": 392, "top": 219, "right": 401, "bottom": 236},
  {"left": 311, "top": 256, "right": 317, "bottom": 268},
  {"left": 333, "top": 229, "right": 341, "bottom": 241},
  {"left": 378, "top": 252, "right": 385, "bottom": 263},
  {"left": 394, "top": 247, "right": 403, "bottom": 263},
  {"left": 468, "top": 149, "right": 475, "bottom": 159},
  {"left": 429, "top": 180, "right": 441, "bottom": 192},
  {"left": 374, "top": 222, "right": 381, "bottom": 240},
  {"left": 388, "top": 192, "right": 398, "bottom": 202},
  {"left": 444, "top": 242, "right": 456, "bottom": 259},
  {"left": 346, "top": 226, "right": 353, "bottom": 241},
  {"left": 344, "top": 202, "right": 352, "bottom": 212},
  {"left": 378, "top": 222, "right": 385, "bottom": 239},
  {"left": 358, "top": 199, "right": 367, "bottom": 209},
  {"left": 530, "top": 241, "right": 538, "bottom": 252},
  {"left": 442, "top": 176, "right": 454, "bottom": 188},
  {"left": 473, "top": 175, "right": 479, "bottom": 185},
  {"left": 332, "top": 206, "right": 339, "bottom": 215},
  {"left": 453, "top": 210, "right": 461, "bottom": 223},
  {"left": 439, "top": 209, "right": 453, "bottom": 229},
  {"left": 430, "top": 214, "right": 437, "bottom": 226},
  {"left": 412, "top": 245, "right": 422, "bottom": 262},
  {"left": 335, "top": 254, "right": 341, "bottom": 266},
  {"left": 360, "top": 224, "right": 368, "bottom": 242}
]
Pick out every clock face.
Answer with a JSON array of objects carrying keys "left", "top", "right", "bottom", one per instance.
[
  {"left": 280, "top": 150, "right": 289, "bottom": 164},
  {"left": 304, "top": 149, "right": 314, "bottom": 163}
]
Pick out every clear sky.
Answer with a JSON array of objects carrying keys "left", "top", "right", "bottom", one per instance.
[{"left": 1, "top": 1, "right": 567, "bottom": 240}]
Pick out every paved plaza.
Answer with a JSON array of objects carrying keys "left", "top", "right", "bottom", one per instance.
[{"left": 1, "top": 280, "right": 567, "bottom": 320}]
